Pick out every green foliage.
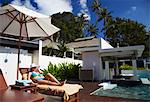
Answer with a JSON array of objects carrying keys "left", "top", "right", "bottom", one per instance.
[
  {"left": 89, "top": 0, "right": 112, "bottom": 37},
  {"left": 104, "top": 17, "right": 147, "bottom": 47},
  {"left": 57, "top": 42, "right": 69, "bottom": 57},
  {"left": 41, "top": 62, "right": 82, "bottom": 81},
  {"left": 87, "top": 24, "right": 98, "bottom": 37},
  {"left": 119, "top": 64, "right": 134, "bottom": 70},
  {"left": 137, "top": 67, "right": 145, "bottom": 70},
  {"left": 51, "top": 12, "right": 88, "bottom": 43},
  {"left": 42, "top": 43, "right": 70, "bottom": 58},
  {"left": 91, "top": 0, "right": 147, "bottom": 49},
  {"left": 42, "top": 46, "right": 54, "bottom": 56}
]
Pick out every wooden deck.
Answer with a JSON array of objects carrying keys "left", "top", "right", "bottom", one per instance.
[
  {"left": 77, "top": 82, "right": 149, "bottom": 102},
  {"left": 37, "top": 81, "right": 149, "bottom": 102}
]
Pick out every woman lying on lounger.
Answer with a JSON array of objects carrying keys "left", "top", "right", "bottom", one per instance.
[{"left": 29, "top": 64, "right": 65, "bottom": 86}]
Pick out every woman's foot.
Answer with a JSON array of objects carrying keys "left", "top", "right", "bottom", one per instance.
[{"left": 59, "top": 80, "right": 67, "bottom": 86}]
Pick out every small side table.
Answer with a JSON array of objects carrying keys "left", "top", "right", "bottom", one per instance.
[{"left": 10, "top": 84, "right": 37, "bottom": 93}]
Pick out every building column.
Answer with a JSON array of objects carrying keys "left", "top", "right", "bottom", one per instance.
[
  {"left": 132, "top": 60, "right": 137, "bottom": 70},
  {"left": 38, "top": 40, "right": 42, "bottom": 65},
  {"left": 115, "top": 61, "right": 119, "bottom": 75},
  {"left": 72, "top": 52, "right": 74, "bottom": 59},
  {"left": 32, "top": 40, "right": 42, "bottom": 65},
  {"left": 99, "top": 57, "right": 103, "bottom": 80},
  {"left": 104, "top": 61, "right": 110, "bottom": 80},
  {"left": 143, "top": 60, "right": 147, "bottom": 69}
]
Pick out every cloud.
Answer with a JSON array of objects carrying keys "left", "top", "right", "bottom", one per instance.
[
  {"left": 131, "top": 6, "right": 137, "bottom": 11},
  {"left": 11, "top": 0, "right": 36, "bottom": 10},
  {"left": 126, "top": 6, "right": 137, "bottom": 14},
  {"left": 35, "top": 0, "right": 73, "bottom": 15},
  {"left": 79, "top": 0, "right": 91, "bottom": 20},
  {"left": 11, "top": 0, "right": 73, "bottom": 16}
]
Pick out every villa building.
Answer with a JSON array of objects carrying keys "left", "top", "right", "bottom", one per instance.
[{"left": 68, "top": 36, "right": 147, "bottom": 81}]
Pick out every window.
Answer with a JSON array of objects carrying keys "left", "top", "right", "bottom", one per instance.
[
  {"left": 125, "top": 61, "right": 132, "bottom": 66},
  {"left": 136, "top": 60, "right": 144, "bottom": 68}
]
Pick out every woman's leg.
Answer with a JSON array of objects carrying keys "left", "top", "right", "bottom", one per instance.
[{"left": 45, "top": 73, "right": 60, "bottom": 84}]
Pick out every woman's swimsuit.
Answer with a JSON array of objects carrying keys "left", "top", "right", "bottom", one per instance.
[{"left": 31, "top": 72, "right": 45, "bottom": 80}]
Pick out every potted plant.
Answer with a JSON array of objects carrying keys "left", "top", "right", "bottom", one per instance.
[{"left": 119, "top": 64, "right": 134, "bottom": 75}]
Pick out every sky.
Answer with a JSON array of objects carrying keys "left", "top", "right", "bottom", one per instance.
[{"left": 0, "top": 0, "right": 149, "bottom": 37}]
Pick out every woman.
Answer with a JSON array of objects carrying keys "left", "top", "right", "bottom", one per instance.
[{"left": 29, "top": 64, "right": 65, "bottom": 86}]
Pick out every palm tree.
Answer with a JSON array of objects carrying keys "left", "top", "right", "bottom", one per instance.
[
  {"left": 57, "top": 42, "right": 69, "bottom": 58},
  {"left": 100, "top": 8, "right": 111, "bottom": 26},
  {"left": 91, "top": 0, "right": 112, "bottom": 37},
  {"left": 91, "top": 0, "right": 101, "bottom": 12},
  {"left": 91, "top": 0, "right": 102, "bottom": 25},
  {"left": 77, "top": 13, "right": 89, "bottom": 32},
  {"left": 87, "top": 24, "right": 99, "bottom": 37}
]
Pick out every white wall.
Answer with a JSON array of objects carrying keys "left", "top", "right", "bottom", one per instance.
[
  {"left": 100, "top": 38, "right": 113, "bottom": 49},
  {"left": 0, "top": 47, "right": 32, "bottom": 85},
  {"left": 39, "top": 55, "right": 83, "bottom": 70},
  {"left": 82, "top": 51, "right": 101, "bottom": 80}
]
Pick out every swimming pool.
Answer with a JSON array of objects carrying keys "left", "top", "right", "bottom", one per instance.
[{"left": 91, "top": 84, "right": 150, "bottom": 101}]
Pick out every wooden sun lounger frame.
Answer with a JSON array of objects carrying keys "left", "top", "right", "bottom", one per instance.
[
  {"left": 19, "top": 68, "right": 80, "bottom": 102},
  {"left": 0, "top": 69, "right": 44, "bottom": 102}
]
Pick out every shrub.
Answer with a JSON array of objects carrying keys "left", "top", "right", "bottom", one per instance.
[
  {"left": 41, "top": 62, "right": 82, "bottom": 81},
  {"left": 119, "top": 64, "right": 134, "bottom": 70},
  {"left": 137, "top": 67, "right": 145, "bottom": 70}
]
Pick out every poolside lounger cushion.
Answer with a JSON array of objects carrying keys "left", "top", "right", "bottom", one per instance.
[
  {"left": 140, "top": 78, "right": 150, "bottom": 85},
  {"left": 37, "top": 83, "right": 83, "bottom": 100}
]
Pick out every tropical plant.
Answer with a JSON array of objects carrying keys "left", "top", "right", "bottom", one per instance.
[
  {"left": 87, "top": 24, "right": 99, "bottom": 37},
  {"left": 41, "top": 62, "right": 62, "bottom": 80},
  {"left": 137, "top": 67, "right": 145, "bottom": 70},
  {"left": 41, "top": 62, "right": 82, "bottom": 81},
  {"left": 57, "top": 42, "right": 69, "bottom": 58},
  {"left": 91, "top": 0, "right": 101, "bottom": 12},
  {"left": 42, "top": 46, "right": 54, "bottom": 56},
  {"left": 119, "top": 64, "right": 134, "bottom": 70},
  {"left": 104, "top": 17, "right": 147, "bottom": 47},
  {"left": 51, "top": 12, "right": 88, "bottom": 43},
  {"left": 90, "top": 0, "right": 112, "bottom": 37}
]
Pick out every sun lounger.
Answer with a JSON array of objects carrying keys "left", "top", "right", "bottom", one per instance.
[
  {"left": 37, "top": 83, "right": 83, "bottom": 101},
  {"left": 140, "top": 78, "right": 150, "bottom": 85},
  {"left": 0, "top": 69, "right": 44, "bottom": 102},
  {"left": 19, "top": 68, "right": 83, "bottom": 102}
]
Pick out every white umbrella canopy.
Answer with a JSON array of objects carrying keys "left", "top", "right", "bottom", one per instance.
[
  {"left": 0, "top": 4, "right": 60, "bottom": 37},
  {"left": 0, "top": 4, "right": 60, "bottom": 79}
]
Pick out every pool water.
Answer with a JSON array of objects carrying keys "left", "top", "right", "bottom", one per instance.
[{"left": 91, "top": 84, "right": 150, "bottom": 100}]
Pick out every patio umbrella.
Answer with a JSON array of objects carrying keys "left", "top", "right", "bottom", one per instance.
[{"left": 0, "top": 4, "right": 60, "bottom": 79}]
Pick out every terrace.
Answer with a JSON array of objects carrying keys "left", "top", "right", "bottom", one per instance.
[{"left": 0, "top": 1, "right": 150, "bottom": 102}]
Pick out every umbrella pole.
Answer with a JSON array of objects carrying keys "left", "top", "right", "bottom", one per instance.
[
  {"left": 17, "top": 22, "right": 23, "bottom": 80},
  {"left": 17, "top": 37, "right": 21, "bottom": 80}
]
